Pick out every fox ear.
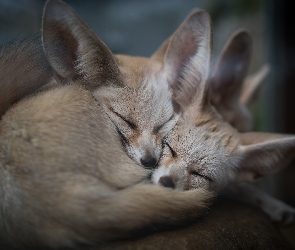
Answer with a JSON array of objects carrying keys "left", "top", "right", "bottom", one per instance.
[
  {"left": 42, "top": 0, "right": 120, "bottom": 89},
  {"left": 236, "top": 132, "right": 295, "bottom": 182},
  {"left": 240, "top": 64, "right": 270, "bottom": 105},
  {"left": 161, "top": 10, "right": 212, "bottom": 111},
  {"left": 210, "top": 29, "right": 252, "bottom": 105},
  {"left": 209, "top": 30, "right": 252, "bottom": 131}
]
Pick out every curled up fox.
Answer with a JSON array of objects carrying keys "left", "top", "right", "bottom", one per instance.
[
  {"left": 0, "top": 0, "right": 213, "bottom": 248},
  {"left": 1, "top": 0, "right": 295, "bottom": 249}
]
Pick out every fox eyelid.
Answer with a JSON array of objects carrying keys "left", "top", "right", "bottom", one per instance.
[
  {"left": 154, "top": 124, "right": 164, "bottom": 133},
  {"left": 165, "top": 143, "right": 177, "bottom": 158},
  {"left": 115, "top": 127, "right": 129, "bottom": 146},
  {"left": 111, "top": 108, "right": 137, "bottom": 130},
  {"left": 154, "top": 115, "right": 175, "bottom": 133},
  {"left": 190, "top": 170, "right": 212, "bottom": 182}
]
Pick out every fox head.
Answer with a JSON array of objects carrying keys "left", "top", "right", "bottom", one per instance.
[
  {"left": 153, "top": 89, "right": 295, "bottom": 191},
  {"left": 152, "top": 27, "right": 295, "bottom": 191},
  {"left": 92, "top": 57, "right": 178, "bottom": 168},
  {"left": 42, "top": 1, "right": 211, "bottom": 168}
]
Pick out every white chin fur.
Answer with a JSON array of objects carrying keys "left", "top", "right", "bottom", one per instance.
[{"left": 152, "top": 166, "right": 170, "bottom": 185}]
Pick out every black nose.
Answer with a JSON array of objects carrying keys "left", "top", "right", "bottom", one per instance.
[
  {"left": 159, "top": 176, "right": 175, "bottom": 189},
  {"left": 140, "top": 157, "right": 157, "bottom": 169}
]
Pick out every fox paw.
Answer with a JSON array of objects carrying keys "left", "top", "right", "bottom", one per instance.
[{"left": 261, "top": 199, "right": 295, "bottom": 225}]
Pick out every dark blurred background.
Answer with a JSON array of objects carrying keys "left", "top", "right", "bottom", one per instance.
[{"left": 0, "top": 0, "right": 294, "bottom": 205}]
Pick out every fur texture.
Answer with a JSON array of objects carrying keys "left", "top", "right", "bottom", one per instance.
[
  {"left": 0, "top": 85, "right": 211, "bottom": 248},
  {"left": 0, "top": 0, "right": 213, "bottom": 248},
  {"left": 153, "top": 30, "right": 295, "bottom": 224}
]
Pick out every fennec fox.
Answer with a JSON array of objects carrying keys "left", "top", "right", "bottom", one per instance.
[
  {"left": 0, "top": 85, "right": 211, "bottom": 248},
  {"left": 0, "top": 0, "right": 213, "bottom": 169},
  {"left": 153, "top": 87, "right": 295, "bottom": 223},
  {"left": 153, "top": 30, "right": 295, "bottom": 224},
  {"left": 0, "top": 0, "right": 213, "bottom": 248},
  {"left": 42, "top": 0, "right": 214, "bottom": 168}
]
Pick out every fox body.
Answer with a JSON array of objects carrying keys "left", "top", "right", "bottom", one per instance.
[
  {"left": 0, "top": 0, "right": 185, "bottom": 169},
  {"left": 0, "top": 84, "right": 210, "bottom": 248},
  {"left": 0, "top": 0, "right": 213, "bottom": 248},
  {"left": 153, "top": 29, "right": 295, "bottom": 223}
]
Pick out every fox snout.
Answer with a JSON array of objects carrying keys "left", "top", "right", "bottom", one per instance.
[
  {"left": 133, "top": 134, "right": 162, "bottom": 169},
  {"left": 140, "top": 156, "right": 157, "bottom": 169},
  {"left": 158, "top": 176, "right": 175, "bottom": 189},
  {"left": 124, "top": 142, "right": 161, "bottom": 169}
]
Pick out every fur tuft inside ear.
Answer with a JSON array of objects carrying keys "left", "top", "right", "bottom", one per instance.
[
  {"left": 161, "top": 10, "right": 212, "bottom": 112},
  {"left": 42, "top": 0, "right": 120, "bottom": 89}
]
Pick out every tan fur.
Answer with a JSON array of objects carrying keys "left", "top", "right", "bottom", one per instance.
[
  {"left": 0, "top": 85, "right": 211, "bottom": 248},
  {"left": 40, "top": 0, "right": 181, "bottom": 169},
  {"left": 153, "top": 90, "right": 295, "bottom": 222},
  {"left": 40, "top": 0, "right": 215, "bottom": 169},
  {"left": 0, "top": 0, "right": 214, "bottom": 248}
]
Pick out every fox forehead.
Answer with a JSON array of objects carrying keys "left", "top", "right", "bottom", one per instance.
[
  {"left": 165, "top": 111, "right": 241, "bottom": 169},
  {"left": 104, "top": 85, "right": 173, "bottom": 126},
  {"left": 115, "top": 54, "right": 163, "bottom": 86},
  {"left": 98, "top": 55, "right": 174, "bottom": 127}
]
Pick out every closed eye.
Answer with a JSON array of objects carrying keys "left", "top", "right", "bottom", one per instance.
[
  {"left": 115, "top": 127, "right": 129, "bottom": 146},
  {"left": 166, "top": 143, "right": 177, "bottom": 158},
  {"left": 154, "top": 115, "right": 174, "bottom": 133},
  {"left": 111, "top": 109, "right": 137, "bottom": 130},
  {"left": 190, "top": 170, "right": 212, "bottom": 182}
]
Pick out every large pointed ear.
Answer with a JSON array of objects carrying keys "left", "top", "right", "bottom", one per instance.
[
  {"left": 42, "top": 0, "right": 121, "bottom": 89},
  {"left": 235, "top": 132, "right": 295, "bottom": 182},
  {"left": 160, "top": 10, "right": 212, "bottom": 112},
  {"left": 240, "top": 64, "right": 270, "bottom": 105},
  {"left": 209, "top": 29, "right": 252, "bottom": 106},
  {"left": 207, "top": 29, "right": 252, "bottom": 131}
]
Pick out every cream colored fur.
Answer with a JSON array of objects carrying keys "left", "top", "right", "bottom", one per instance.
[
  {"left": 0, "top": 85, "right": 211, "bottom": 248},
  {"left": 0, "top": 0, "right": 214, "bottom": 248}
]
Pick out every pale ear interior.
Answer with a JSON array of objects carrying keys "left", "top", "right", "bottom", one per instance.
[
  {"left": 161, "top": 9, "right": 212, "bottom": 111},
  {"left": 235, "top": 132, "right": 295, "bottom": 182},
  {"left": 42, "top": 0, "right": 120, "bottom": 89}
]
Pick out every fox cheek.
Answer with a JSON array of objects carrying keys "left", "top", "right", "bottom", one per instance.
[
  {"left": 161, "top": 117, "right": 179, "bottom": 139},
  {"left": 187, "top": 177, "right": 209, "bottom": 190}
]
